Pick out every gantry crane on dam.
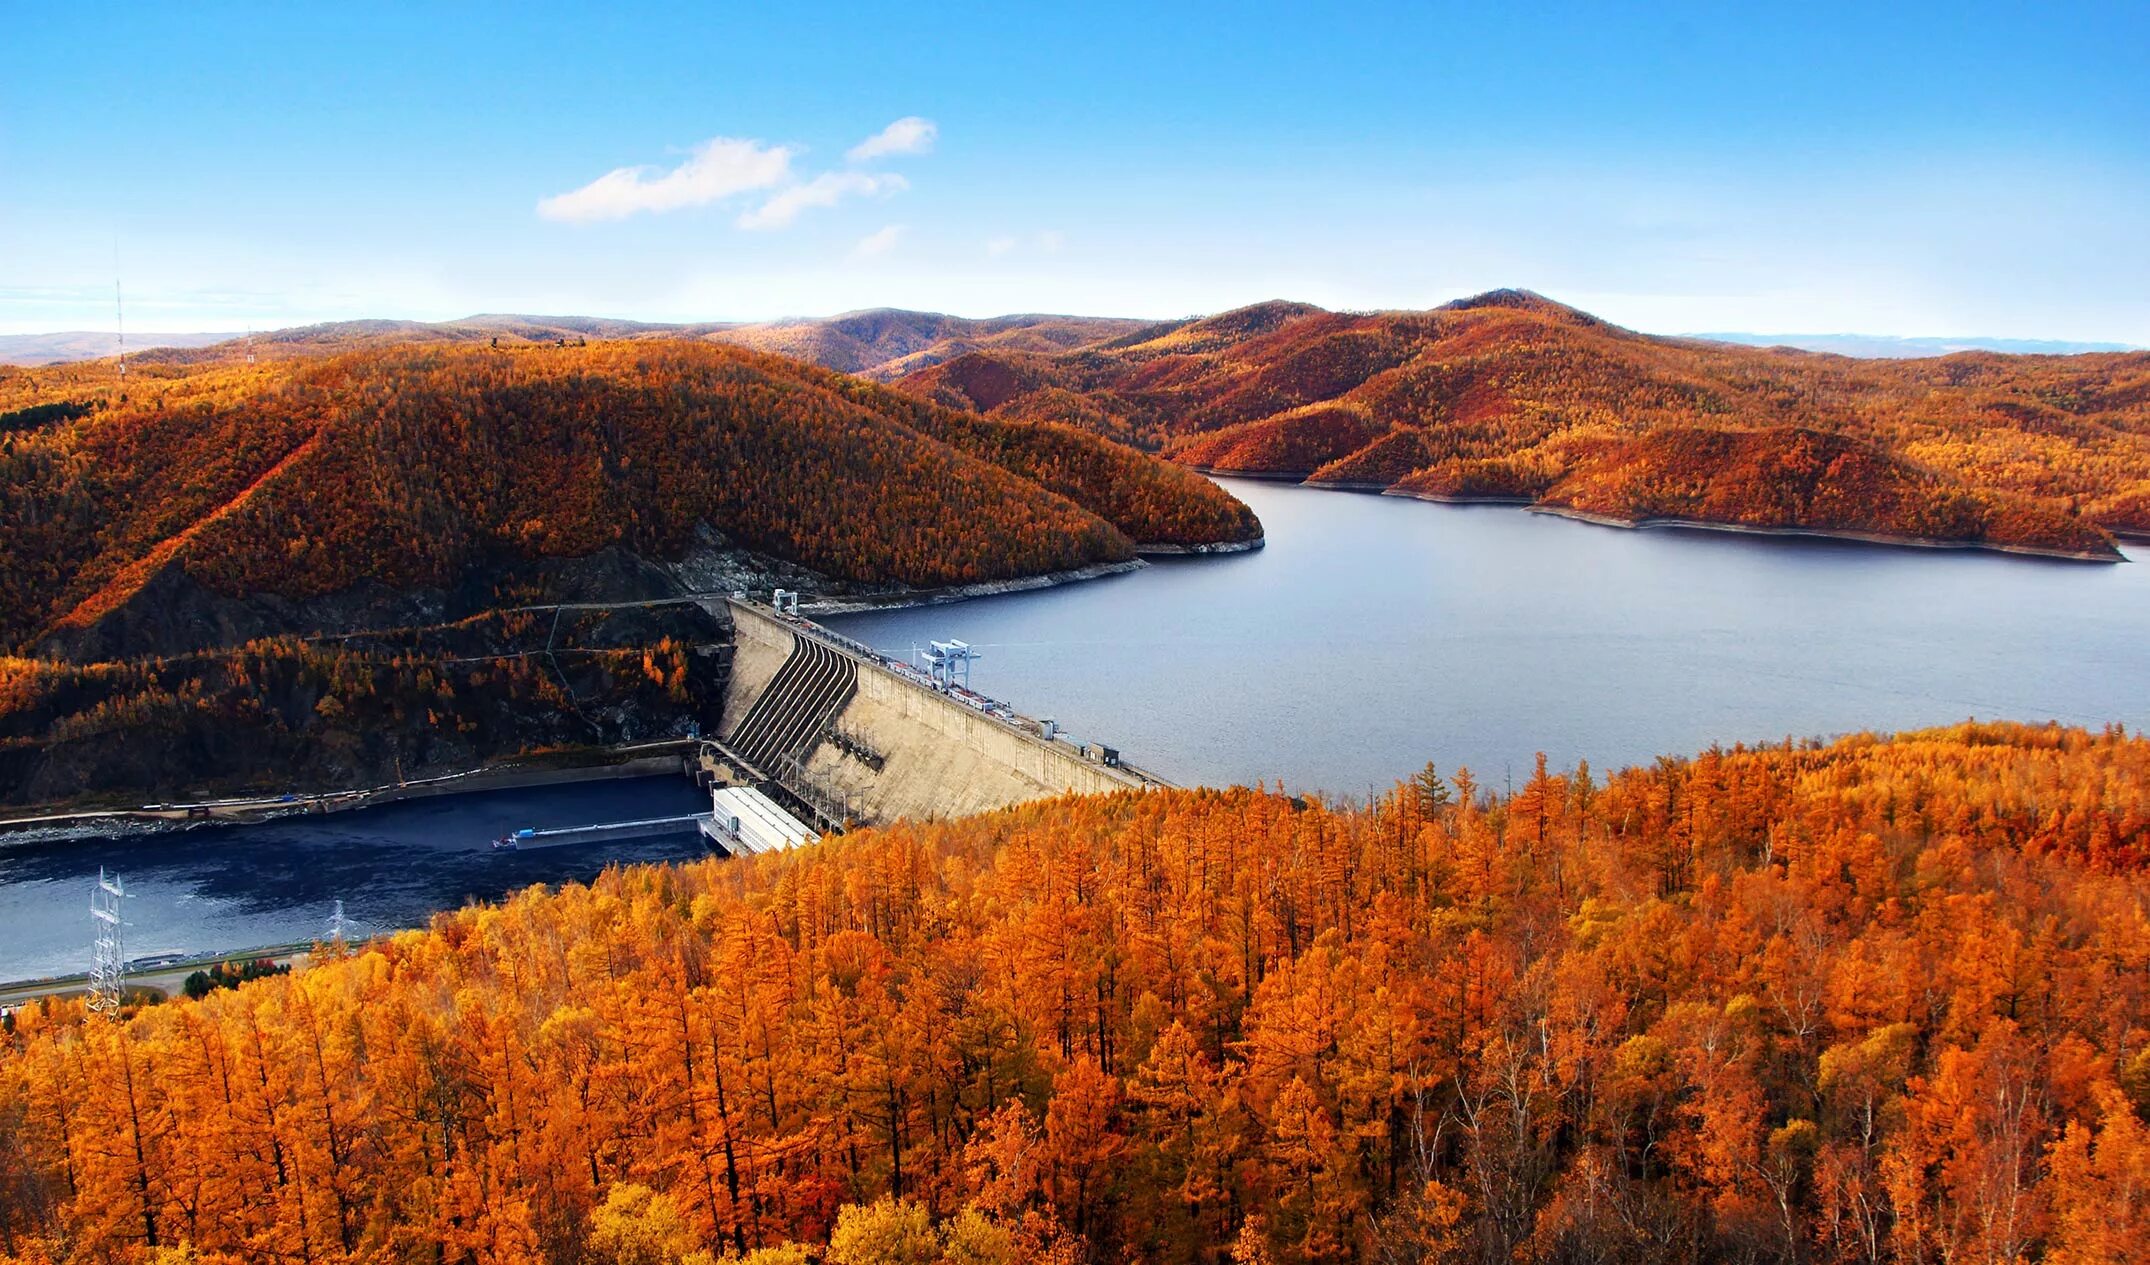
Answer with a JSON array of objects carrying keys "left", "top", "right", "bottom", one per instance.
[{"left": 915, "top": 639, "right": 981, "bottom": 690}]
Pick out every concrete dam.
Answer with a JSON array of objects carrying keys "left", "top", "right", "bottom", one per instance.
[{"left": 716, "top": 598, "right": 1160, "bottom": 825}]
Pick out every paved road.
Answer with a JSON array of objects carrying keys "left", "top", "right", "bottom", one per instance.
[{"left": 0, "top": 945, "right": 313, "bottom": 1009}]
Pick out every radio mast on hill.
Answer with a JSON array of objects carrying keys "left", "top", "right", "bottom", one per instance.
[{"left": 114, "top": 280, "right": 126, "bottom": 380}]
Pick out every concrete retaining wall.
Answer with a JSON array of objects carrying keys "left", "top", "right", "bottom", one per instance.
[
  {"left": 721, "top": 605, "right": 797, "bottom": 731},
  {"left": 722, "top": 601, "right": 1150, "bottom": 823}
]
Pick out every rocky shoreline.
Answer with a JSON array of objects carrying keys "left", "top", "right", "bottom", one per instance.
[
  {"left": 1380, "top": 487, "right": 1538, "bottom": 506},
  {"left": 1529, "top": 505, "right": 2127, "bottom": 563},
  {"left": 1135, "top": 536, "right": 1266, "bottom": 556},
  {"left": 797, "top": 559, "right": 1150, "bottom": 615},
  {"left": 0, "top": 748, "right": 693, "bottom": 845},
  {"left": 1182, "top": 466, "right": 1311, "bottom": 483},
  {"left": 1202, "top": 471, "right": 2127, "bottom": 562}
]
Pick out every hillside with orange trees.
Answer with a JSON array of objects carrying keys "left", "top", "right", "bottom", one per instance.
[
  {"left": 897, "top": 291, "right": 2150, "bottom": 559},
  {"left": 706, "top": 309, "right": 1150, "bottom": 380},
  {"left": 0, "top": 340, "right": 1257, "bottom": 661},
  {"left": 0, "top": 603, "right": 730, "bottom": 805},
  {"left": 1174, "top": 405, "right": 1390, "bottom": 480},
  {"left": 0, "top": 338, "right": 1252, "bottom": 803},
  {"left": 2, "top": 720, "right": 2146, "bottom": 1263},
  {"left": 1489, "top": 427, "right": 2112, "bottom": 559}
]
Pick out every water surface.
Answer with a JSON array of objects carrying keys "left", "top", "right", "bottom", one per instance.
[
  {"left": 0, "top": 776, "right": 708, "bottom": 981},
  {"left": 825, "top": 479, "right": 2148, "bottom": 797}
]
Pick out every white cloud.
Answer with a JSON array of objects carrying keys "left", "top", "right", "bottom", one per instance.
[
  {"left": 739, "top": 171, "right": 908, "bottom": 231},
  {"left": 986, "top": 230, "right": 1066, "bottom": 257},
  {"left": 847, "top": 116, "right": 937, "bottom": 162},
  {"left": 539, "top": 118, "right": 932, "bottom": 230},
  {"left": 853, "top": 224, "right": 906, "bottom": 258},
  {"left": 538, "top": 137, "right": 795, "bottom": 223}
]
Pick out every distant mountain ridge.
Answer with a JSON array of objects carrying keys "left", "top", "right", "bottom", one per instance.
[
  {"left": 0, "top": 330, "right": 229, "bottom": 365},
  {"left": 711, "top": 309, "right": 1152, "bottom": 377},
  {"left": 11, "top": 312, "right": 2139, "bottom": 371},
  {"left": 14, "top": 294, "right": 2147, "bottom": 559},
  {"left": 1691, "top": 331, "right": 2142, "bottom": 358},
  {"left": 0, "top": 309, "right": 1148, "bottom": 379}
]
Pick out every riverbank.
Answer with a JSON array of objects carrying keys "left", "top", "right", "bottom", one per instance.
[
  {"left": 1529, "top": 505, "right": 2128, "bottom": 563},
  {"left": 1180, "top": 466, "right": 1310, "bottom": 483},
  {"left": 797, "top": 538, "right": 1273, "bottom": 617},
  {"left": 1191, "top": 470, "right": 2129, "bottom": 562},
  {"left": 0, "top": 744, "right": 696, "bottom": 844},
  {"left": 1302, "top": 477, "right": 1390, "bottom": 493},
  {"left": 1380, "top": 487, "right": 1538, "bottom": 507},
  {"left": 799, "top": 559, "right": 1148, "bottom": 615},
  {"left": 0, "top": 770, "right": 718, "bottom": 984},
  {"left": 1, "top": 942, "right": 315, "bottom": 1004},
  {"left": 1135, "top": 536, "right": 1266, "bottom": 555}
]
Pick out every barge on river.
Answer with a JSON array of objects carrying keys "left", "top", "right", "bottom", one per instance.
[{"left": 493, "top": 784, "right": 816, "bottom": 858}]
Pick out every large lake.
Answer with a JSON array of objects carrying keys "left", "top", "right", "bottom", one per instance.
[
  {"left": 5, "top": 477, "right": 2143, "bottom": 979},
  {"left": 825, "top": 479, "right": 2149, "bottom": 798}
]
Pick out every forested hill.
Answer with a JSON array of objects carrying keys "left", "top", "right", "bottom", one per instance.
[
  {"left": 0, "top": 339, "right": 1254, "bottom": 803},
  {"left": 0, "top": 339, "right": 1258, "bottom": 660},
  {"left": 705, "top": 309, "right": 1150, "bottom": 379},
  {"left": 898, "top": 291, "right": 2150, "bottom": 560},
  {"left": 6, "top": 308, "right": 1147, "bottom": 380},
  {"left": 4, "top": 720, "right": 2145, "bottom": 1262}
]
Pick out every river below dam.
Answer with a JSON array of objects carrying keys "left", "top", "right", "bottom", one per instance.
[
  {"left": 5, "top": 477, "right": 2145, "bottom": 980},
  {"left": 0, "top": 777, "right": 712, "bottom": 982}
]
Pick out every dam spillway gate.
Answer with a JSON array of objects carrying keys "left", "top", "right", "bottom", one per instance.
[{"left": 724, "top": 631, "right": 858, "bottom": 771}]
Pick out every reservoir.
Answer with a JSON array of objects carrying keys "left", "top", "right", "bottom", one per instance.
[
  {"left": 825, "top": 479, "right": 2149, "bottom": 797},
  {"left": 5, "top": 477, "right": 2145, "bottom": 979}
]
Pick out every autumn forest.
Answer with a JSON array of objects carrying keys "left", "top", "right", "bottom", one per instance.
[
  {"left": 15, "top": 2, "right": 2150, "bottom": 1262},
  {"left": 0, "top": 340, "right": 1259, "bottom": 657},
  {"left": 3, "top": 306, "right": 2148, "bottom": 1263},
  {"left": 3, "top": 722, "right": 2147, "bottom": 1264},
  {"left": 903, "top": 292, "right": 2150, "bottom": 560}
]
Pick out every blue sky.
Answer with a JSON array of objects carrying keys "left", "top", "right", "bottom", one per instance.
[{"left": 5, "top": 2, "right": 2147, "bottom": 340}]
